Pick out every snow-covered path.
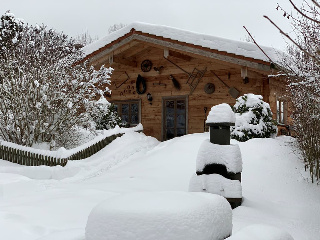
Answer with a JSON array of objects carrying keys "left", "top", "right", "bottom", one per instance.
[{"left": 0, "top": 132, "right": 319, "bottom": 240}]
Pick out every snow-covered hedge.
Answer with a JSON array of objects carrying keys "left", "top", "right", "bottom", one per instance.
[
  {"left": 85, "top": 191, "right": 232, "bottom": 240},
  {"left": 231, "top": 94, "right": 277, "bottom": 142}
]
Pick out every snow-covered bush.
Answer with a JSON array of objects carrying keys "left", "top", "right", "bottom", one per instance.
[
  {"left": 96, "top": 103, "right": 125, "bottom": 130},
  {"left": 231, "top": 94, "right": 277, "bottom": 142},
  {"left": 0, "top": 11, "right": 112, "bottom": 147}
]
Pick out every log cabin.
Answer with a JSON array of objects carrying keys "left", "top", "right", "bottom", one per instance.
[{"left": 81, "top": 22, "right": 290, "bottom": 141}]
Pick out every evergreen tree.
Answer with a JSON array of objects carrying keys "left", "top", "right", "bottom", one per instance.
[
  {"left": 231, "top": 94, "right": 277, "bottom": 142},
  {"left": 96, "top": 104, "right": 125, "bottom": 130}
]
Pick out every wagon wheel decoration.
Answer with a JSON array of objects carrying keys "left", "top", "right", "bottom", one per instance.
[{"left": 141, "top": 60, "right": 153, "bottom": 72}]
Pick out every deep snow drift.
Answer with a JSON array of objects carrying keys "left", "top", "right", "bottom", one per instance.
[
  {"left": 85, "top": 192, "right": 232, "bottom": 240},
  {"left": 0, "top": 132, "right": 319, "bottom": 240}
]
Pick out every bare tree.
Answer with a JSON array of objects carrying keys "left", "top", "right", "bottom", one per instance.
[
  {"left": 74, "top": 29, "right": 99, "bottom": 46},
  {"left": 108, "top": 23, "right": 127, "bottom": 34},
  {"left": 264, "top": 1, "right": 320, "bottom": 182}
]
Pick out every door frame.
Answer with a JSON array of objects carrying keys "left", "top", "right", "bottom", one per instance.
[{"left": 161, "top": 95, "right": 188, "bottom": 141}]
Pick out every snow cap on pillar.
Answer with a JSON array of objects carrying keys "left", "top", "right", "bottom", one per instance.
[{"left": 206, "top": 103, "right": 235, "bottom": 125}]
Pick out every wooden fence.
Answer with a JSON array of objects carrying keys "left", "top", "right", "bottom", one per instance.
[{"left": 0, "top": 132, "right": 130, "bottom": 167}]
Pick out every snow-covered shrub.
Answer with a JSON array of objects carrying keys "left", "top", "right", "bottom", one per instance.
[
  {"left": 0, "top": 11, "right": 112, "bottom": 147},
  {"left": 96, "top": 103, "right": 125, "bottom": 130},
  {"left": 231, "top": 94, "right": 277, "bottom": 142}
]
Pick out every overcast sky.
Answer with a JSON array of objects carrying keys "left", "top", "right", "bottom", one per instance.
[{"left": 1, "top": 0, "right": 304, "bottom": 51}]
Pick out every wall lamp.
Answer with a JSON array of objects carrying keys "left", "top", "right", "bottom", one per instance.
[{"left": 147, "top": 92, "right": 153, "bottom": 105}]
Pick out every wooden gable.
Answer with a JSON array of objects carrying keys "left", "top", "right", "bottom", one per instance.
[{"left": 86, "top": 33, "right": 281, "bottom": 140}]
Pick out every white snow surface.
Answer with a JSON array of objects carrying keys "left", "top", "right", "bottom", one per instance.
[
  {"left": 82, "top": 22, "right": 282, "bottom": 63},
  {"left": 226, "top": 224, "right": 294, "bottom": 240},
  {"left": 189, "top": 174, "right": 242, "bottom": 198},
  {"left": 196, "top": 139, "right": 242, "bottom": 173},
  {"left": 233, "top": 94, "right": 266, "bottom": 109},
  {"left": 206, "top": 103, "right": 236, "bottom": 124},
  {"left": 85, "top": 191, "right": 232, "bottom": 240},
  {"left": 0, "top": 133, "right": 319, "bottom": 240}
]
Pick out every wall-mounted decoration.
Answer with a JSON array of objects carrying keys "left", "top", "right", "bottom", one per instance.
[
  {"left": 114, "top": 71, "right": 130, "bottom": 89},
  {"left": 136, "top": 74, "right": 147, "bottom": 94},
  {"left": 164, "top": 57, "right": 206, "bottom": 94},
  {"left": 211, "top": 70, "right": 240, "bottom": 99},
  {"left": 154, "top": 66, "right": 164, "bottom": 74},
  {"left": 169, "top": 75, "right": 181, "bottom": 90},
  {"left": 141, "top": 60, "right": 152, "bottom": 72},
  {"left": 204, "top": 83, "right": 215, "bottom": 94},
  {"left": 153, "top": 82, "right": 166, "bottom": 87}
]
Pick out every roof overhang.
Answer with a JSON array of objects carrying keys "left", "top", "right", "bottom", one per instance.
[{"left": 81, "top": 29, "right": 272, "bottom": 73}]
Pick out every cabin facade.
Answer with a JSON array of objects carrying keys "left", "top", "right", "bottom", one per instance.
[{"left": 82, "top": 23, "right": 289, "bottom": 141}]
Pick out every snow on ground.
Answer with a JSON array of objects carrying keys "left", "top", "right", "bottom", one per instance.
[
  {"left": 85, "top": 192, "right": 232, "bottom": 240},
  {"left": 226, "top": 224, "right": 294, "bottom": 240},
  {"left": 0, "top": 132, "right": 319, "bottom": 239}
]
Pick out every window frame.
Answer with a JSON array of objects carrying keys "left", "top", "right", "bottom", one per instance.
[
  {"left": 111, "top": 99, "right": 141, "bottom": 127},
  {"left": 276, "top": 98, "right": 287, "bottom": 125}
]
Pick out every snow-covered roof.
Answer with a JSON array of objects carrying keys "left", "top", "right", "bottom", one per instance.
[{"left": 83, "top": 22, "right": 281, "bottom": 63}]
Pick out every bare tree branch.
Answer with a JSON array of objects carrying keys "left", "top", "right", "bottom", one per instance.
[
  {"left": 264, "top": 15, "right": 320, "bottom": 65},
  {"left": 289, "top": 0, "right": 320, "bottom": 23},
  {"left": 243, "top": 26, "right": 275, "bottom": 64}
]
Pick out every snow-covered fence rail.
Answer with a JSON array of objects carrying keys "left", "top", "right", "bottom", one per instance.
[
  {"left": 0, "top": 125, "right": 143, "bottom": 167},
  {"left": 0, "top": 144, "right": 68, "bottom": 167}
]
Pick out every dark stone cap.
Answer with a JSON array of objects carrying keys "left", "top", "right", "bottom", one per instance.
[{"left": 206, "top": 122, "right": 235, "bottom": 127}]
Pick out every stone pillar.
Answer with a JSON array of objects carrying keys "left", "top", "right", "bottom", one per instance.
[{"left": 189, "top": 103, "right": 243, "bottom": 209}]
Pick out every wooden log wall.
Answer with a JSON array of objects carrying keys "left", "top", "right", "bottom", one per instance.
[{"left": 95, "top": 43, "right": 270, "bottom": 141}]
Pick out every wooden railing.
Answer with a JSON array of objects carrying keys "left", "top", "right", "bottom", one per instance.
[{"left": 0, "top": 132, "right": 131, "bottom": 167}]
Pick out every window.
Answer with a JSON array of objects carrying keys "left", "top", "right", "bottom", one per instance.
[
  {"left": 276, "top": 99, "right": 286, "bottom": 124},
  {"left": 112, "top": 100, "right": 140, "bottom": 127}
]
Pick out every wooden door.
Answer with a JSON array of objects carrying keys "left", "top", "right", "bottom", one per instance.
[{"left": 163, "top": 97, "right": 187, "bottom": 141}]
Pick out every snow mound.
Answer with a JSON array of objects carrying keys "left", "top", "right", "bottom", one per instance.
[
  {"left": 85, "top": 191, "right": 232, "bottom": 240},
  {"left": 196, "top": 139, "right": 242, "bottom": 173},
  {"left": 83, "top": 22, "right": 282, "bottom": 63},
  {"left": 36, "top": 229, "right": 85, "bottom": 240},
  {"left": 206, "top": 103, "right": 236, "bottom": 124},
  {"left": 233, "top": 94, "right": 264, "bottom": 109},
  {"left": 189, "top": 174, "right": 242, "bottom": 198},
  {"left": 226, "top": 224, "right": 294, "bottom": 240},
  {"left": 0, "top": 173, "right": 40, "bottom": 198}
]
